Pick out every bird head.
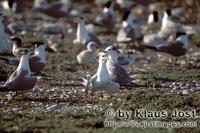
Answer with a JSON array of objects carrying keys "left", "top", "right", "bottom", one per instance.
[
  {"left": 98, "top": 52, "right": 109, "bottom": 62},
  {"left": 10, "top": 36, "right": 22, "bottom": 47},
  {"left": 104, "top": 46, "right": 119, "bottom": 56},
  {"left": 74, "top": 16, "right": 85, "bottom": 23},
  {"left": 87, "top": 42, "right": 97, "bottom": 51}
]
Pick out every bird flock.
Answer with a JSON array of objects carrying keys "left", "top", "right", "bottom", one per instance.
[{"left": 0, "top": 0, "right": 199, "bottom": 98}]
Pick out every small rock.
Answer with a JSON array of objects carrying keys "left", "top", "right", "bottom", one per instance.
[
  {"left": 173, "top": 87, "right": 180, "bottom": 90},
  {"left": 182, "top": 89, "right": 191, "bottom": 95},
  {"left": 47, "top": 104, "right": 63, "bottom": 111},
  {"left": 171, "top": 90, "right": 177, "bottom": 94}
]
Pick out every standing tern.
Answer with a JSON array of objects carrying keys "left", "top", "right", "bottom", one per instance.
[
  {"left": 81, "top": 52, "right": 119, "bottom": 96},
  {"left": 0, "top": 48, "right": 38, "bottom": 92}
]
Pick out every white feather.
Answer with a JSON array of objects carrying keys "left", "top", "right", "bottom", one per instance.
[
  {"left": 17, "top": 53, "right": 31, "bottom": 76},
  {"left": 34, "top": 45, "right": 46, "bottom": 63},
  {"left": 76, "top": 20, "right": 89, "bottom": 44}
]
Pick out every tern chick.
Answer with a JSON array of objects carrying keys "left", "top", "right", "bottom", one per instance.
[
  {"left": 0, "top": 41, "right": 46, "bottom": 73},
  {"left": 77, "top": 42, "right": 97, "bottom": 68}
]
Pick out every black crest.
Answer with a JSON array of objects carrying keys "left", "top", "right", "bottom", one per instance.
[
  {"left": 166, "top": 9, "right": 171, "bottom": 16},
  {"left": 176, "top": 32, "right": 186, "bottom": 38},
  {"left": 153, "top": 11, "right": 159, "bottom": 22},
  {"left": 123, "top": 10, "right": 131, "bottom": 21},
  {"left": 10, "top": 36, "right": 22, "bottom": 45},
  {"left": 8, "top": 0, "right": 15, "bottom": 8},
  {"left": 104, "top": 1, "right": 112, "bottom": 8}
]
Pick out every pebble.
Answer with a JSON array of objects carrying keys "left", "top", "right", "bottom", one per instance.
[
  {"left": 47, "top": 104, "right": 63, "bottom": 111},
  {"left": 182, "top": 89, "right": 191, "bottom": 95}
]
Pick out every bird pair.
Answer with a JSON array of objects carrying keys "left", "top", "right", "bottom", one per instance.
[
  {"left": 0, "top": 37, "right": 46, "bottom": 93},
  {"left": 1, "top": 36, "right": 46, "bottom": 73},
  {"left": 81, "top": 45, "right": 135, "bottom": 97},
  {"left": 81, "top": 52, "right": 120, "bottom": 98}
]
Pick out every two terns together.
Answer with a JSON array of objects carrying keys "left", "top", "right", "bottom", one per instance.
[
  {"left": 81, "top": 46, "right": 134, "bottom": 96},
  {"left": 0, "top": 37, "right": 46, "bottom": 92}
]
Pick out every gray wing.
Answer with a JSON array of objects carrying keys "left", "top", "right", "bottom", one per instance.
[
  {"left": 4, "top": 70, "right": 23, "bottom": 89},
  {"left": 104, "top": 80, "right": 119, "bottom": 94},
  {"left": 0, "top": 70, "right": 19, "bottom": 91},
  {"left": 5, "top": 70, "right": 18, "bottom": 85},
  {"left": 5, "top": 70, "right": 37, "bottom": 90},
  {"left": 118, "top": 56, "right": 129, "bottom": 65},
  {"left": 108, "top": 63, "right": 132, "bottom": 85}
]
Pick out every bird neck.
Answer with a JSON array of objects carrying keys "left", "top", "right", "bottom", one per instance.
[
  {"left": 17, "top": 54, "right": 31, "bottom": 73},
  {"left": 97, "top": 61, "right": 109, "bottom": 81},
  {"left": 12, "top": 44, "right": 17, "bottom": 53},
  {"left": 161, "top": 12, "right": 169, "bottom": 29},
  {"left": 147, "top": 14, "right": 154, "bottom": 24},
  {"left": 177, "top": 35, "right": 189, "bottom": 49},
  {"left": 77, "top": 21, "right": 89, "bottom": 42}
]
